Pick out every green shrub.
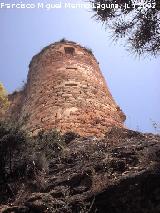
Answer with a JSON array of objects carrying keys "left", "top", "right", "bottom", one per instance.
[
  {"left": 63, "top": 131, "right": 80, "bottom": 144},
  {"left": 0, "top": 121, "right": 66, "bottom": 181},
  {"left": 35, "top": 129, "right": 66, "bottom": 160},
  {"left": 0, "top": 121, "right": 28, "bottom": 181},
  {"left": 0, "top": 121, "right": 69, "bottom": 204},
  {"left": 59, "top": 38, "right": 67, "bottom": 43},
  {"left": 84, "top": 47, "right": 94, "bottom": 55},
  {"left": 0, "top": 83, "right": 10, "bottom": 116}
]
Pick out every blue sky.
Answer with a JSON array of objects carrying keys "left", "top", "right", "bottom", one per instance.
[{"left": 0, "top": 0, "right": 160, "bottom": 133}]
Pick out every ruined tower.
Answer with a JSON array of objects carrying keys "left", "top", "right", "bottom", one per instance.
[{"left": 7, "top": 40, "right": 126, "bottom": 137}]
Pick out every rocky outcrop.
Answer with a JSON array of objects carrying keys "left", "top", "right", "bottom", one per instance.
[{"left": 1, "top": 127, "right": 160, "bottom": 213}]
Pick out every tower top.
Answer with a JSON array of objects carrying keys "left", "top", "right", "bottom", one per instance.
[{"left": 29, "top": 39, "right": 97, "bottom": 68}]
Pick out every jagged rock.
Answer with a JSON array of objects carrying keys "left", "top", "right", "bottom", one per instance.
[{"left": 0, "top": 127, "right": 160, "bottom": 212}]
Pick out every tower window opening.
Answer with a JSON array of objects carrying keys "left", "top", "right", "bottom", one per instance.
[{"left": 64, "top": 47, "right": 75, "bottom": 55}]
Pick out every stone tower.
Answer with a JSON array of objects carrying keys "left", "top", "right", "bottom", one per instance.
[{"left": 7, "top": 40, "right": 126, "bottom": 137}]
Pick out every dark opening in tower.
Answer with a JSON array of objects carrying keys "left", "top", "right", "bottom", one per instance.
[{"left": 64, "top": 47, "right": 75, "bottom": 55}]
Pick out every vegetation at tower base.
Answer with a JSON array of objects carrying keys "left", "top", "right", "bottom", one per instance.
[
  {"left": 91, "top": 0, "right": 160, "bottom": 57},
  {"left": 0, "top": 83, "right": 10, "bottom": 116},
  {"left": 0, "top": 120, "right": 160, "bottom": 212}
]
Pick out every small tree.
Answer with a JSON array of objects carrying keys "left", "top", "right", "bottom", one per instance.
[
  {"left": 91, "top": 0, "right": 160, "bottom": 57},
  {"left": 0, "top": 83, "right": 10, "bottom": 116},
  {"left": 0, "top": 121, "right": 28, "bottom": 181}
]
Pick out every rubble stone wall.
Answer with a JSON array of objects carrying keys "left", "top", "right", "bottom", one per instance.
[{"left": 7, "top": 41, "right": 126, "bottom": 137}]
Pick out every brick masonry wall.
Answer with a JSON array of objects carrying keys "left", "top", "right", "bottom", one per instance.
[{"left": 6, "top": 41, "right": 126, "bottom": 137}]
